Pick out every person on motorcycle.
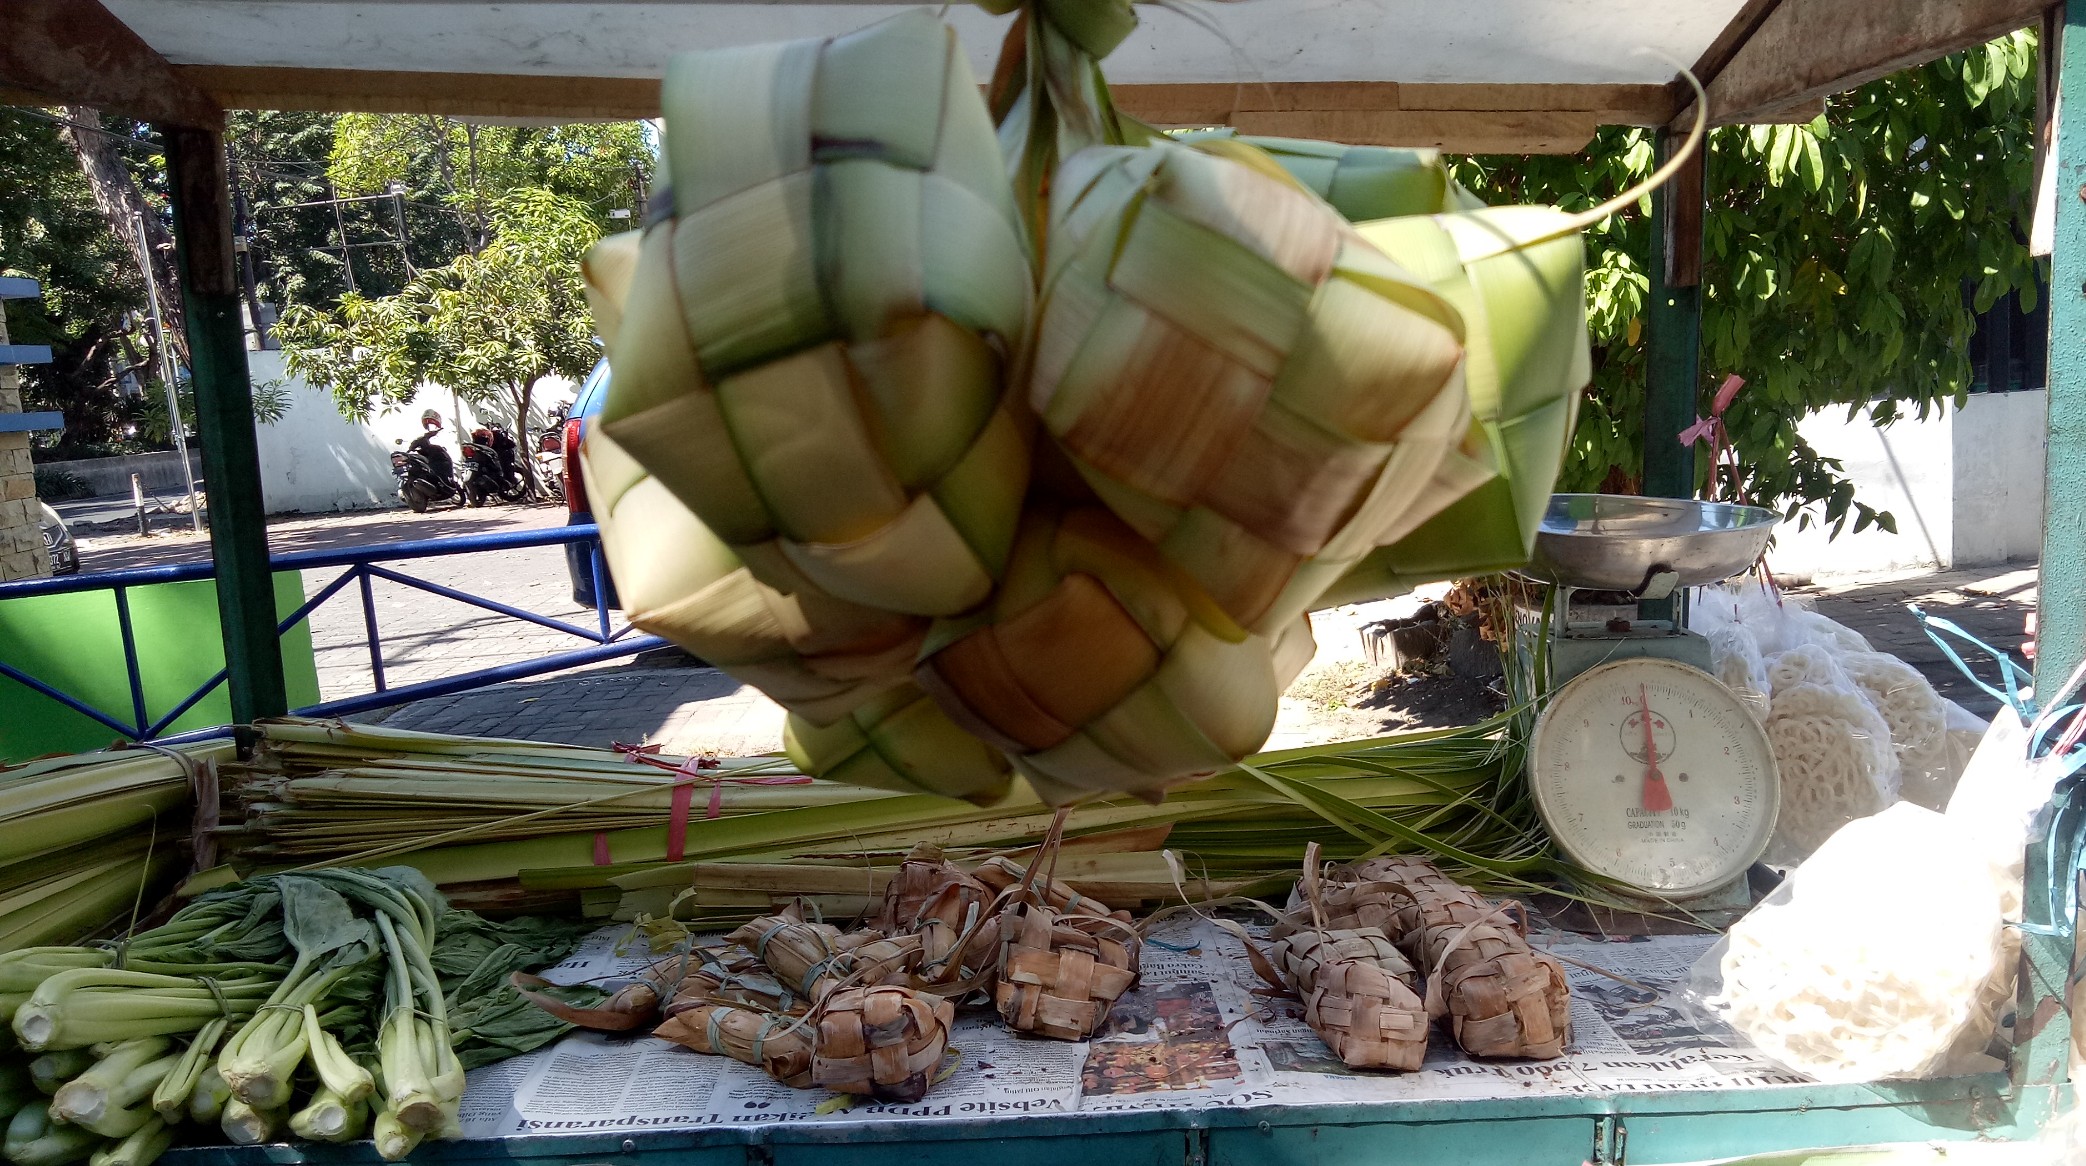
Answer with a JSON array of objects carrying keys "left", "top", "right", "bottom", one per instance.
[{"left": 409, "top": 410, "right": 460, "bottom": 490}]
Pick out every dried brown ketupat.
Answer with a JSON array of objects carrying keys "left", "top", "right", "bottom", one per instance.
[
  {"left": 729, "top": 914, "right": 853, "bottom": 1000},
  {"left": 992, "top": 900, "right": 1140, "bottom": 1040},
  {"left": 1349, "top": 855, "right": 1569, "bottom": 1059},
  {"left": 812, "top": 985, "right": 954, "bottom": 1103},
  {"left": 1248, "top": 850, "right": 1428, "bottom": 1071},
  {"left": 973, "top": 855, "right": 1133, "bottom": 924},
  {"left": 654, "top": 1003, "right": 814, "bottom": 1087}
]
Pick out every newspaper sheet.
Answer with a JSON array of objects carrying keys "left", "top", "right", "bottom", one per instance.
[{"left": 461, "top": 918, "right": 1810, "bottom": 1137}]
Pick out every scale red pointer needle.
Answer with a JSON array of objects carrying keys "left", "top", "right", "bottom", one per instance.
[{"left": 1638, "top": 683, "right": 1674, "bottom": 813}]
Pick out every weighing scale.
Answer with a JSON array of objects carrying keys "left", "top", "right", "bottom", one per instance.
[{"left": 1518, "top": 494, "right": 1782, "bottom": 907}]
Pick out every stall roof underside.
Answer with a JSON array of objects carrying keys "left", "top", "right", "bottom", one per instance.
[{"left": 0, "top": 0, "right": 2060, "bottom": 150}]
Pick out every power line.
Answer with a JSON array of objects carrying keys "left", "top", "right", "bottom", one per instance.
[{"left": 0, "top": 106, "right": 161, "bottom": 154}]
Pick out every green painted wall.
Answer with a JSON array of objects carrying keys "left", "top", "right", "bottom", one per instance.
[{"left": 0, "top": 572, "right": 319, "bottom": 762}]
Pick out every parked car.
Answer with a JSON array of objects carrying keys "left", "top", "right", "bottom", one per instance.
[
  {"left": 37, "top": 502, "right": 78, "bottom": 576},
  {"left": 562, "top": 361, "right": 619, "bottom": 609}
]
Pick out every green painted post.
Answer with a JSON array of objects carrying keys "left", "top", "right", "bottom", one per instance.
[
  {"left": 2042, "top": 11, "right": 2086, "bottom": 691},
  {"left": 162, "top": 125, "right": 287, "bottom": 733},
  {"left": 1641, "top": 128, "right": 1706, "bottom": 623}
]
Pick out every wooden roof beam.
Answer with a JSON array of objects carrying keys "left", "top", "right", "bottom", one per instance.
[
  {"left": 1699, "top": 0, "right": 2053, "bottom": 124},
  {"left": 1, "top": 0, "right": 223, "bottom": 128},
  {"left": 179, "top": 66, "right": 1671, "bottom": 153}
]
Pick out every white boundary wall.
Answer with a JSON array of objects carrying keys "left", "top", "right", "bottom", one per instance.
[
  {"left": 248, "top": 351, "right": 577, "bottom": 514},
  {"left": 1768, "top": 390, "right": 2047, "bottom": 580}
]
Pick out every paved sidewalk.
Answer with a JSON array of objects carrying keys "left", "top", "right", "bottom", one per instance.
[
  {"left": 372, "top": 662, "right": 787, "bottom": 756},
  {"left": 1796, "top": 563, "right": 2037, "bottom": 718},
  {"left": 360, "top": 562, "right": 2044, "bottom": 754},
  {"left": 72, "top": 503, "right": 611, "bottom": 702}
]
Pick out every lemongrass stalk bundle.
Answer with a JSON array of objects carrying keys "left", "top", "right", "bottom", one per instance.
[
  {"left": 85, "top": 1118, "right": 169, "bottom": 1166},
  {"left": 14, "top": 970, "right": 274, "bottom": 1051},
  {"left": 50, "top": 1039, "right": 174, "bottom": 1129},
  {"left": 287, "top": 1086, "right": 365, "bottom": 1143},
  {"left": 150, "top": 1020, "right": 225, "bottom": 1121},
  {"left": 224, "top": 715, "right": 1558, "bottom": 906},
  {"left": 4, "top": 1100, "right": 101, "bottom": 1166},
  {"left": 185, "top": 1069, "right": 229, "bottom": 1125},
  {"left": 217, "top": 1098, "right": 281, "bottom": 1146}
]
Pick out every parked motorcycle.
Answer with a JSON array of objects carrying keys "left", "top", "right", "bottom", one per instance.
[
  {"left": 463, "top": 425, "right": 533, "bottom": 506},
  {"left": 535, "top": 426, "right": 566, "bottom": 504},
  {"left": 393, "top": 433, "right": 465, "bottom": 512}
]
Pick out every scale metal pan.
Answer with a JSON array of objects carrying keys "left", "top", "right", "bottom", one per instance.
[{"left": 1522, "top": 494, "right": 1778, "bottom": 593}]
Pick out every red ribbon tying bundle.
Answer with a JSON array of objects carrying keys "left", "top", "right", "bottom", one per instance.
[{"left": 604, "top": 741, "right": 813, "bottom": 864}]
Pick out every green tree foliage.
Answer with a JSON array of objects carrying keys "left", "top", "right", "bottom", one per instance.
[
  {"left": 276, "top": 189, "right": 603, "bottom": 460},
  {"left": 230, "top": 112, "right": 650, "bottom": 316},
  {"left": 329, "top": 115, "right": 651, "bottom": 251},
  {"left": 0, "top": 109, "right": 157, "bottom": 452},
  {"left": 230, "top": 110, "right": 386, "bottom": 309},
  {"left": 1451, "top": 32, "right": 2039, "bottom": 533}
]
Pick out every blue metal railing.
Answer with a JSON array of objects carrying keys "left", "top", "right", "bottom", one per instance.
[{"left": 0, "top": 524, "right": 667, "bottom": 742}]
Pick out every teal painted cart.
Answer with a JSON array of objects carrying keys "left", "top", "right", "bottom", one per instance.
[{"left": 8, "top": 0, "right": 2085, "bottom": 1159}]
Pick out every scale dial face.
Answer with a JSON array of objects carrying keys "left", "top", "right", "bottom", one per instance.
[{"left": 1530, "top": 658, "right": 1779, "bottom": 899}]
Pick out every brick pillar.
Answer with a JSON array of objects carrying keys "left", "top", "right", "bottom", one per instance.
[{"left": 0, "top": 306, "right": 52, "bottom": 582}]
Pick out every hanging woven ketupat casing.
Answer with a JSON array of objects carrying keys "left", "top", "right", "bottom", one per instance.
[
  {"left": 914, "top": 503, "right": 1317, "bottom": 805},
  {"left": 1316, "top": 83, "right": 1710, "bottom": 606},
  {"left": 580, "top": 254, "right": 1011, "bottom": 804},
  {"left": 570, "top": 0, "right": 1705, "bottom": 806},
  {"left": 781, "top": 683, "right": 1013, "bottom": 805},
  {"left": 591, "top": 8, "right": 1034, "bottom": 620},
  {"left": 582, "top": 235, "right": 942, "bottom": 730},
  {"left": 811, "top": 985, "right": 953, "bottom": 1103},
  {"left": 1029, "top": 139, "right": 1475, "bottom": 636},
  {"left": 574, "top": 423, "right": 929, "bottom": 728},
  {"left": 1351, "top": 855, "right": 1570, "bottom": 1060},
  {"left": 1314, "top": 207, "right": 1593, "bottom": 603},
  {"left": 1171, "top": 132, "right": 1474, "bottom": 223}
]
